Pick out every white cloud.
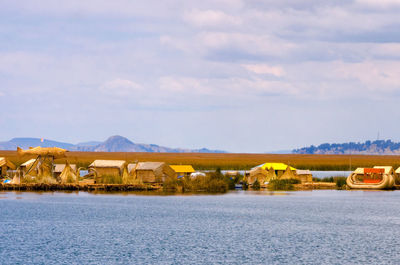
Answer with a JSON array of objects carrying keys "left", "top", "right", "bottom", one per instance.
[
  {"left": 333, "top": 61, "right": 400, "bottom": 92},
  {"left": 100, "top": 78, "right": 143, "bottom": 96},
  {"left": 183, "top": 9, "right": 241, "bottom": 28},
  {"left": 242, "top": 64, "right": 285, "bottom": 77},
  {"left": 356, "top": 0, "right": 400, "bottom": 8}
]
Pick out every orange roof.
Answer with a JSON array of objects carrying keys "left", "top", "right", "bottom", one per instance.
[{"left": 170, "top": 165, "right": 195, "bottom": 173}]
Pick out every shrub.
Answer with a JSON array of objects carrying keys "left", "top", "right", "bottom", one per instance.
[
  {"left": 98, "top": 174, "right": 122, "bottom": 184},
  {"left": 334, "top": 176, "right": 347, "bottom": 189},
  {"left": 252, "top": 179, "right": 261, "bottom": 190},
  {"left": 268, "top": 179, "right": 299, "bottom": 190}
]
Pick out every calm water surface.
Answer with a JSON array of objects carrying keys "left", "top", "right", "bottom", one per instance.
[{"left": 1, "top": 190, "right": 400, "bottom": 264}]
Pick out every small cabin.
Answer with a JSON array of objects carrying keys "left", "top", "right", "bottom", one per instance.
[
  {"left": 19, "top": 159, "right": 38, "bottom": 175},
  {"left": 295, "top": 170, "right": 313, "bottom": 183},
  {"left": 170, "top": 165, "right": 195, "bottom": 178},
  {"left": 0, "top": 157, "right": 16, "bottom": 177},
  {"left": 88, "top": 160, "right": 126, "bottom": 183},
  {"left": 128, "top": 162, "right": 176, "bottom": 183}
]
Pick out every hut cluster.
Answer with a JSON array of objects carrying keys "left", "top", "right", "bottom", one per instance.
[
  {"left": 244, "top": 162, "right": 312, "bottom": 186},
  {"left": 0, "top": 155, "right": 199, "bottom": 185}
]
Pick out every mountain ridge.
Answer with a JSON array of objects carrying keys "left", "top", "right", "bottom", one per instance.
[
  {"left": 0, "top": 135, "right": 226, "bottom": 153},
  {"left": 293, "top": 140, "right": 400, "bottom": 155}
]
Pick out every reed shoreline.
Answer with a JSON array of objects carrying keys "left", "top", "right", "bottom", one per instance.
[
  {"left": 0, "top": 183, "right": 160, "bottom": 192},
  {"left": 1, "top": 150, "right": 400, "bottom": 171}
]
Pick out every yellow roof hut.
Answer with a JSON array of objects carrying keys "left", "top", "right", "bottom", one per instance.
[
  {"left": 257, "top": 163, "right": 296, "bottom": 178},
  {"left": 170, "top": 165, "right": 195, "bottom": 178},
  {"left": 0, "top": 157, "right": 16, "bottom": 177}
]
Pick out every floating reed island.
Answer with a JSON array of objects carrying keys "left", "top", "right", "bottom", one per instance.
[{"left": 1, "top": 147, "right": 400, "bottom": 192}]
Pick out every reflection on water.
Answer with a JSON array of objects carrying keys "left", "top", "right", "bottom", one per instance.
[{"left": 2, "top": 190, "right": 400, "bottom": 264}]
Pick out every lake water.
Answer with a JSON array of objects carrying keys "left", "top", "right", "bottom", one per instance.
[{"left": 1, "top": 190, "right": 400, "bottom": 264}]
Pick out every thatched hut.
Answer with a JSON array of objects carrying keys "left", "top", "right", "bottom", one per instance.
[
  {"left": 296, "top": 170, "right": 313, "bottom": 183},
  {"left": 248, "top": 167, "right": 268, "bottom": 184},
  {"left": 20, "top": 159, "right": 39, "bottom": 175},
  {"left": 59, "top": 163, "right": 78, "bottom": 184},
  {"left": 89, "top": 160, "right": 126, "bottom": 183},
  {"left": 255, "top": 163, "right": 296, "bottom": 178},
  {"left": 128, "top": 162, "right": 176, "bottom": 183},
  {"left": 280, "top": 166, "right": 299, "bottom": 180},
  {"left": 54, "top": 164, "right": 77, "bottom": 180},
  {"left": 395, "top": 167, "right": 400, "bottom": 184},
  {"left": 0, "top": 157, "right": 16, "bottom": 177},
  {"left": 170, "top": 165, "right": 195, "bottom": 178}
]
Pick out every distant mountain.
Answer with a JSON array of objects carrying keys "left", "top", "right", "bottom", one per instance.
[
  {"left": 0, "top": 135, "right": 226, "bottom": 153},
  {"left": 293, "top": 140, "right": 400, "bottom": 155}
]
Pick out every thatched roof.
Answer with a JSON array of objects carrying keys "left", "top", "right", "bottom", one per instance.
[
  {"left": 21, "top": 158, "right": 37, "bottom": 167},
  {"left": 54, "top": 164, "right": 77, "bottom": 173},
  {"left": 170, "top": 165, "right": 195, "bottom": 173},
  {"left": 280, "top": 166, "right": 297, "bottom": 180},
  {"left": 0, "top": 157, "right": 16, "bottom": 169},
  {"left": 250, "top": 167, "right": 268, "bottom": 176},
  {"left": 128, "top": 162, "right": 176, "bottom": 178},
  {"left": 136, "top": 162, "right": 165, "bottom": 171},
  {"left": 60, "top": 163, "right": 78, "bottom": 184},
  {"left": 89, "top": 160, "right": 126, "bottom": 169},
  {"left": 296, "top": 170, "right": 312, "bottom": 175},
  {"left": 254, "top": 162, "right": 296, "bottom": 171}
]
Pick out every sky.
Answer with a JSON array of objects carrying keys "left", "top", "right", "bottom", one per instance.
[{"left": 1, "top": 0, "right": 400, "bottom": 153}]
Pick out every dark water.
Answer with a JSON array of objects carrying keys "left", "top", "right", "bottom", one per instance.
[{"left": 1, "top": 191, "right": 400, "bottom": 264}]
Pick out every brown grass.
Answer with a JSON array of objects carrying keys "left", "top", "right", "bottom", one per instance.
[{"left": 1, "top": 150, "right": 400, "bottom": 170}]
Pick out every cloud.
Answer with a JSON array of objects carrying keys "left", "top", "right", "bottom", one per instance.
[
  {"left": 183, "top": 9, "right": 241, "bottom": 28},
  {"left": 356, "top": 0, "right": 400, "bottom": 9},
  {"left": 242, "top": 64, "right": 285, "bottom": 77},
  {"left": 99, "top": 78, "right": 143, "bottom": 96}
]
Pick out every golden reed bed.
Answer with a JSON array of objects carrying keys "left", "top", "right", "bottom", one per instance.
[{"left": 1, "top": 150, "right": 400, "bottom": 170}]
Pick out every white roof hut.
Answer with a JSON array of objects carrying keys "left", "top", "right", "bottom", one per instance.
[
  {"left": 128, "top": 162, "right": 176, "bottom": 183},
  {"left": 20, "top": 158, "right": 39, "bottom": 175},
  {"left": 89, "top": 160, "right": 126, "bottom": 183},
  {"left": 296, "top": 169, "right": 313, "bottom": 183}
]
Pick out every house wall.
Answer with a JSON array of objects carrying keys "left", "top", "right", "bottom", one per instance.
[
  {"left": 137, "top": 170, "right": 157, "bottom": 183},
  {"left": 94, "top": 167, "right": 121, "bottom": 177},
  {"left": 248, "top": 173, "right": 266, "bottom": 184},
  {"left": 298, "top": 174, "right": 312, "bottom": 183}
]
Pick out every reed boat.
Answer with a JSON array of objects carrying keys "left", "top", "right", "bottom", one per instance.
[{"left": 346, "top": 166, "right": 395, "bottom": 189}]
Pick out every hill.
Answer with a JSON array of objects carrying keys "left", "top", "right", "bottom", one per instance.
[
  {"left": 0, "top": 135, "right": 225, "bottom": 153},
  {"left": 293, "top": 140, "right": 400, "bottom": 155}
]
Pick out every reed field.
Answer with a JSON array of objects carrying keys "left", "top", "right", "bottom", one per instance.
[{"left": 1, "top": 150, "right": 400, "bottom": 170}]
